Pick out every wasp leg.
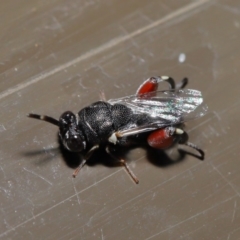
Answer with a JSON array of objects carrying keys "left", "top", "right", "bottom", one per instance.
[
  {"left": 176, "top": 129, "right": 204, "bottom": 160},
  {"left": 109, "top": 125, "right": 159, "bottom": 143},
  {"left": 147, "top": 127, "right": 204, "bottom": 159},
  {"left": 147, "top": 127, "right": 176, "bottom": 149},
  {"left": 136, "top": 76, "right": 175, "bottom": 96},
  {"left": 106, "top": 146, "right": 139, "bottom": 184},
  {"left": 184, "top": 142, "right": 205, "bottom": 160},
  {"left": 176, "top": 77, "right": 188, "bottom": 90},
  {"left": 72, "top": 145, "right": 99, "bottom": 177}
]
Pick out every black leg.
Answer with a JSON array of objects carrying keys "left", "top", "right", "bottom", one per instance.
[
  {"left": 176, "top": 128, "right": 204, "bottom": 160},
  {"left": 184, "top": 141, "right": 205, "bottom": 160},
  {"left": 158, "top": 76, "right": 188, "bottom": 90},
  {"left": 176, "top": 77, "right": 188, "bottom": 90},
  {"left": 157, "top": 76, "right": 176, "bottom": 90}
]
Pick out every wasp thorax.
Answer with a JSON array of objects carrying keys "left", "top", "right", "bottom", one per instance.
[{"left": 59, "top": 111, "right": 86, "bottom": 152}]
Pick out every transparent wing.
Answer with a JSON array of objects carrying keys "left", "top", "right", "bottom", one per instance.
[{"left": 108, "top": 89, "right": 208, "bottom": 128}]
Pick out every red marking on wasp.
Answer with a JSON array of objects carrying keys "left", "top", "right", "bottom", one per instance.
[
  {"left": 147, "top": 128, "right": 174, "bottom": 149},
  {"left": 137, "top": 77, "right": 159, "bottom": 96}
]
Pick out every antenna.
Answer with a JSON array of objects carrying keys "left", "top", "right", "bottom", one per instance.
[{"left": 27, "top": 113, "right": 59, "bottom": 126}]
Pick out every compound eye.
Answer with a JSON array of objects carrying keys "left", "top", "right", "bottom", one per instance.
[{"left": 66, "top": 135, "right": 84, "bottom": 152}]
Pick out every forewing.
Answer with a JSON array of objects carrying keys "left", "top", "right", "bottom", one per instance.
[{"left": 108, "top": 89, "right": 208, "bottom": 126}]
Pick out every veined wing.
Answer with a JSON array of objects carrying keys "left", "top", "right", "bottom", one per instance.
[{"left": 108, "top": 89, "right": 208, "bottom": 126}]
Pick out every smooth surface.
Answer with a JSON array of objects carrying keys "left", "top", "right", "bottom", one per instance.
[{"left": 1, "top": 0, "right": 240, "bottom": 239}]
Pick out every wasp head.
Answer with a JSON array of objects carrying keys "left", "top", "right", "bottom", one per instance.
[
  {"left": 59, "top": 111, "right": 86, "bottom": 152},
  {"left": 28, "top": 111, "right": 86, "bottom": 153}
]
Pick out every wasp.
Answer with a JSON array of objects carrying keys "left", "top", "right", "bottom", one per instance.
[{"left": 28, "top": 76, "right": 207, "bottom": 184}]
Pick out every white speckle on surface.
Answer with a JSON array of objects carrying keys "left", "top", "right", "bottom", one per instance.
[
  {"left": 178, "top": 53, "right": 186, "bottom": 63},
  {"left": 234, "top": 21, "right": 239, "bottom": 28}
]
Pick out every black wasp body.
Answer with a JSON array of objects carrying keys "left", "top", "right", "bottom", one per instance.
[
  {"left": 59, "top": 101, "right": 152, "bottom": 151},
  {"left": 28, "top": 76, "right": 208, "bottom": 184}
]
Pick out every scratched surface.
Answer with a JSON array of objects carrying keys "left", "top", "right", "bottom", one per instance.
[{"left": 1, "top": 0, "right": 240, "bottom": 239}]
